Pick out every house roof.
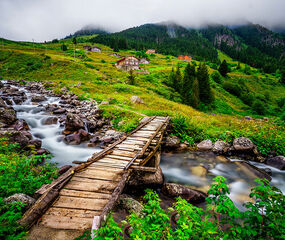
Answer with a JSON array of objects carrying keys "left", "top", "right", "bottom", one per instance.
[{"left": 116, "top": 56, "right": 139, "bottom": 64}]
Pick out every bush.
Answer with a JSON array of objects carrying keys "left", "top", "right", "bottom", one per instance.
[
  {"left": 240, "top": 92, "right": 255, "bottom": 106},
  {"left": 222, "top": 81, "right": 242, "bottom": 97},
  {"left": 211, "top": 71, "right": 223, "bottom": 84},
  {"left": 252, "top": 100, "right": 266, "bottom": 115}
]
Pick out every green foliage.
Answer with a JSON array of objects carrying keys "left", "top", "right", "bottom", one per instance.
[
  {"left": 218, "top": 59, "right": 230, "bottom": 77},
  {"left": 197, "top": 63, "right": 214, "bottom": 104},
  {"left": 222, "top": 81, "right": 242, "bottom": 97},
  {"left": 127, "top": 70, "right": 136, "bottom": 85},
  {"left": 0, "top": 138, "right": 58, "bottom": 239},
  {"left": 81, "top": 177, "right": 285, "bottom": 240},
  {"left": 211, "top": 70, "right": 223, "bottom": 84},
  {"left": 61, "top": 44, "right": 67, "bottom": 51},
  {"left": 252, "top": 99, "right": 266, "bottom": 115}
]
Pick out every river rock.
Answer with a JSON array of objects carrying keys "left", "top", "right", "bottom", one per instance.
[
  {"left": 127, "top": 167, "right": 164, "bottom": 190},
  {"left": 0, "top": 81, "right": 3, "bottom": 88},
  {"left": 130, "top": 96, "right": 144, "bottom": 104},
  {"left": 13, "top": 119, "right": 30, "bottom": 131},
  {"left": 43, "top": 116, "right": 58, "bottom": 125},
  {"left": 197, "top": 140, "right": 213, "bottom": 151},
  {"left": 190, "top": 166, "right": 207, "bottom": 177},
  {"left": 213, "top": 140, "right": 230, "bottom": 153},
  {"left": 0, "top": 97, "right": 6, "bottom": 107},
  {"left": 117, "top": 194, "right": 143, "bottom": 216},
  {"left": 31, "top": 95, "right": 47, "bottom": 102},
  {"left": 53, "top": 108, "right": 66, "bottom": 114},
  {"left": 266, "top": 156, "right": 285, "bottom": 170},
  {"left": 3, "top": 193, "right": 35, "bottom": 210},
  {"left": 162, "top": 183, "right": 207, "bottom": 204},
  {"left": 64, "top": 133, "right": 81, "bottom": 145},
  {"left": 233, "top": 137, "right": 254, "bottom": 151},
  {"left": 36, "top": 148, "right": 50, "bottom": 155},
  {"left": 0, "top": 130, "right": 30, "bottom": 147},
  {"left": 13, "top": 96, "right": 25, "bottom": 105},
  {"left": 28, "top": 139, "right": 42, "bottom": 149},
  {"left": 164, "top": 135, "right": 180, "bottom": 149},
  {"left": 65, "top": 113, "right": 84, "bottom": 131},
  {"left": 0, "top": 107, "right": 17, "bottom": 125}
]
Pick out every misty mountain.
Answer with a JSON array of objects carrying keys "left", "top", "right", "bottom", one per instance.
[
  {"left": 64, "top": 25, "right": 109, "bottom": 39},
  {"left": 87, "top": 22, "right": 285, "bottom": 72},
  {"left": 91, "top": 23, "right": 218, "bottom": 62}
]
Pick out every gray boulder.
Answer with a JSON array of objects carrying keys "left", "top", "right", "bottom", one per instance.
[
  {"left": 233, "top": 137, "right": 254, "bottom": 151},
  {"left": 266, "top": 156, "right": 285, "bottom": 170},
  {"left": 164, "top": 135, "right": 180, "bottom": 149},
  {"left": 0, "top": 107, "right": 17, "bottom": 125},
  {"left": 162, "top": 183, "right": 207, "bottom": 204},
  {"left": 65, "top": 113, "right": 84, "bottom": 131},
  {"left": 213, "top": 140, "right": 230, "bottom": 153},
  {"left": 117, "top": 194, "right": 143, "bottom": 216},
  {"left": 3, "top": 193, "right": 35, "bottom": 210},
  {"left": 42, "top": 117, "right": 58, "bottom": 125},
  {"left": 197, "top": 140, "right": 213, "bottom": 151},
  {"left": 31, "top": 95, "right": 47, "bottom": 102},
  {"left": 130, "top": 96, "right": 144, "bottom": 104}
]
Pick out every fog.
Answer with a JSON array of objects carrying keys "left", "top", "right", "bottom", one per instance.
[{"left": 0, "top": 0, "right": 285, "bottom": 42}]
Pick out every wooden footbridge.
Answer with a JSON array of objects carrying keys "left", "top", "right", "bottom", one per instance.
[{"left": 20, "top": 116, "right": 169, "bottom": 240}]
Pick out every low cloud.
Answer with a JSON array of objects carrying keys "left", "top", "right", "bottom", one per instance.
[{"left": 0, "top": 0, "right": 285, "bottom": 42}]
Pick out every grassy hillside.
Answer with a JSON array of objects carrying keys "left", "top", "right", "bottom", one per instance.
[{"left": 0, "top": 37, "right": 284, "bottom": 156}]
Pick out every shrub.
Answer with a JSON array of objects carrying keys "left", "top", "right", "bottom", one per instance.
[
  {"left": 222, "top": 81, "right": 242, "bottom": 97},
  {"left": 240, "top": 92, "right": 255, "bottom": 106},
  {"left": 211, "top": 71, "right": 223, "bottom": 84},
  {"left": 252, "top": 100, "right": 266, "bottom": 115}
]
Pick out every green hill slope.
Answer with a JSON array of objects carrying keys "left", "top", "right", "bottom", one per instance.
[{"left": 0, "top": 37, "right": 284, "bottom": 156}]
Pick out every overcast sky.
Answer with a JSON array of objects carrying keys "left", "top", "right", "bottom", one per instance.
[{"left": 0, "top": 0, "right": 285, "bottom": 42}]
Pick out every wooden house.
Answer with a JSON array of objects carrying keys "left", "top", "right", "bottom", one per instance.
[
  {"left": 115, "top": 56, "right": 140, "bottom": 71},
  {"left": 140, "top": 58, "right": 150, "bottom": 64},
  {"left": 146, "top": 49, "right": 156, "bottom": 54},
  {"left": 177, "top": 55, "right": 192, "bottom": 62},
  {"left": 83, "top": 45, "right": 101, "bottom": 53}
]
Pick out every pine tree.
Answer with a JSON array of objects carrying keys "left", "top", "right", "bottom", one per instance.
[
  {"left": 197, "top": 63, "right": 214, "bottom": 104},
  {"left": 218, "top": 60, "right": 229, "bottom": 77},
  {"left": 168, "top": 67, "right": 176, "bottom": 88},
  {"left": 175, "top": 64, "right": 182, "bottom": 94},
  {"left": 182, "top": 63, "right": 196, "bottom": 105},
  {"left": 72, "top": 37, "right": 77, "bottom": 45},
  {"left": 113, "top": 41, "right": 119, "bottom": 52},
  {"left": 192, "top": 78, "right": 200, "bottom": 108},
  {"left": 61, "top": 44, "right": 67, "bottom": 51},
  {"left": 237, "top": 62, "right": 241, "bottom": 70}
]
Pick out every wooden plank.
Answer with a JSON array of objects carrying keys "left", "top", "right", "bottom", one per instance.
[
  {"left": 45, "top": 207, "right": 100, "bottom": 218},
  {"left": 64, "top": 180, "right": 117, "bottom": 193},
  {"left": 88, "top": 164, "right": 126, "bottom": 170},
  {"left": 76, "top": 169, "right": 123, "bottom": 181},
  {"left": 60, "top": 189, "right": 111, "bottom": 199},
  {"left": 130, "top": 165, "right": 157, "bottom": 172},
  {"left": 40, "top": 215, "right": 94, "bottom": 230},
  {"left": 111, "top": 150, "right": 136, "bottom": 157},
  {"left": 71, "top": 176, "right": 119, "bottom": 183},
  {"left": 97, "top": 158, "right": 136, "bottom": 166},
  {"left": 107, "top": 155, "right": 135, "bottom": 161},
  {"left": 116, "top": 143, "right": 142, "bottom": 149},
  {"left": 127, "top": 137, "right": 149, "bottom": 141},
  {"left": 53, "top": 196, "right": 108, "bottom": 211},
  {"left": 89, "top": 163, "right": 126, "bottom": 169}
]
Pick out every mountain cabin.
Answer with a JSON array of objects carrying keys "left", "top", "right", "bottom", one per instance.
[
  {"left": 115, "top": 56, "right": 140, "bottom": 71},
  {"left": 178, "top": 55, "right": 192, "bottom": 61},
  {"left": 146, "top": 49, "right": 156, "bottom": 54},
  {"left": 83, "top": 46, "right": 101, "bottom": 53}
]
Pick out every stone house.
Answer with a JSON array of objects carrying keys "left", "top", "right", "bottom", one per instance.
[
  {"left": 83, "top": 45, "right": 101, "bottom": 53},
  {"left": 115, "top": 56, "right": 140, "bottom": 71},
  {"left": 140, "top": 58, "right": 150, "bottom": 64}
]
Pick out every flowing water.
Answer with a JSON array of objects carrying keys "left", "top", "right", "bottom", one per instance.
[
  {"left": 10, "top": 85, "right": 100, "bottom": 167},
  {"left": 161, "top": 152, "right": 285, "bottom": 210}
]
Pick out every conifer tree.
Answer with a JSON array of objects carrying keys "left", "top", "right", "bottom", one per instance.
[
  {"left": 197, "top": 63, "right": 214, "bottom": 104},
  {"left": 168, "top": 67, "right": 176, "bottom": 88},
  {"left": 175, "top": 64, "right": 182, "bottom": 93},
  {"left": 192, "top": 78, "right": 200, "bottom": 108},
  {"left": 183, "top": 63, "right": 196, "bottom": 105},
  {"left": 218, "top": 60, "right": 229, "bottom": 77}
]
